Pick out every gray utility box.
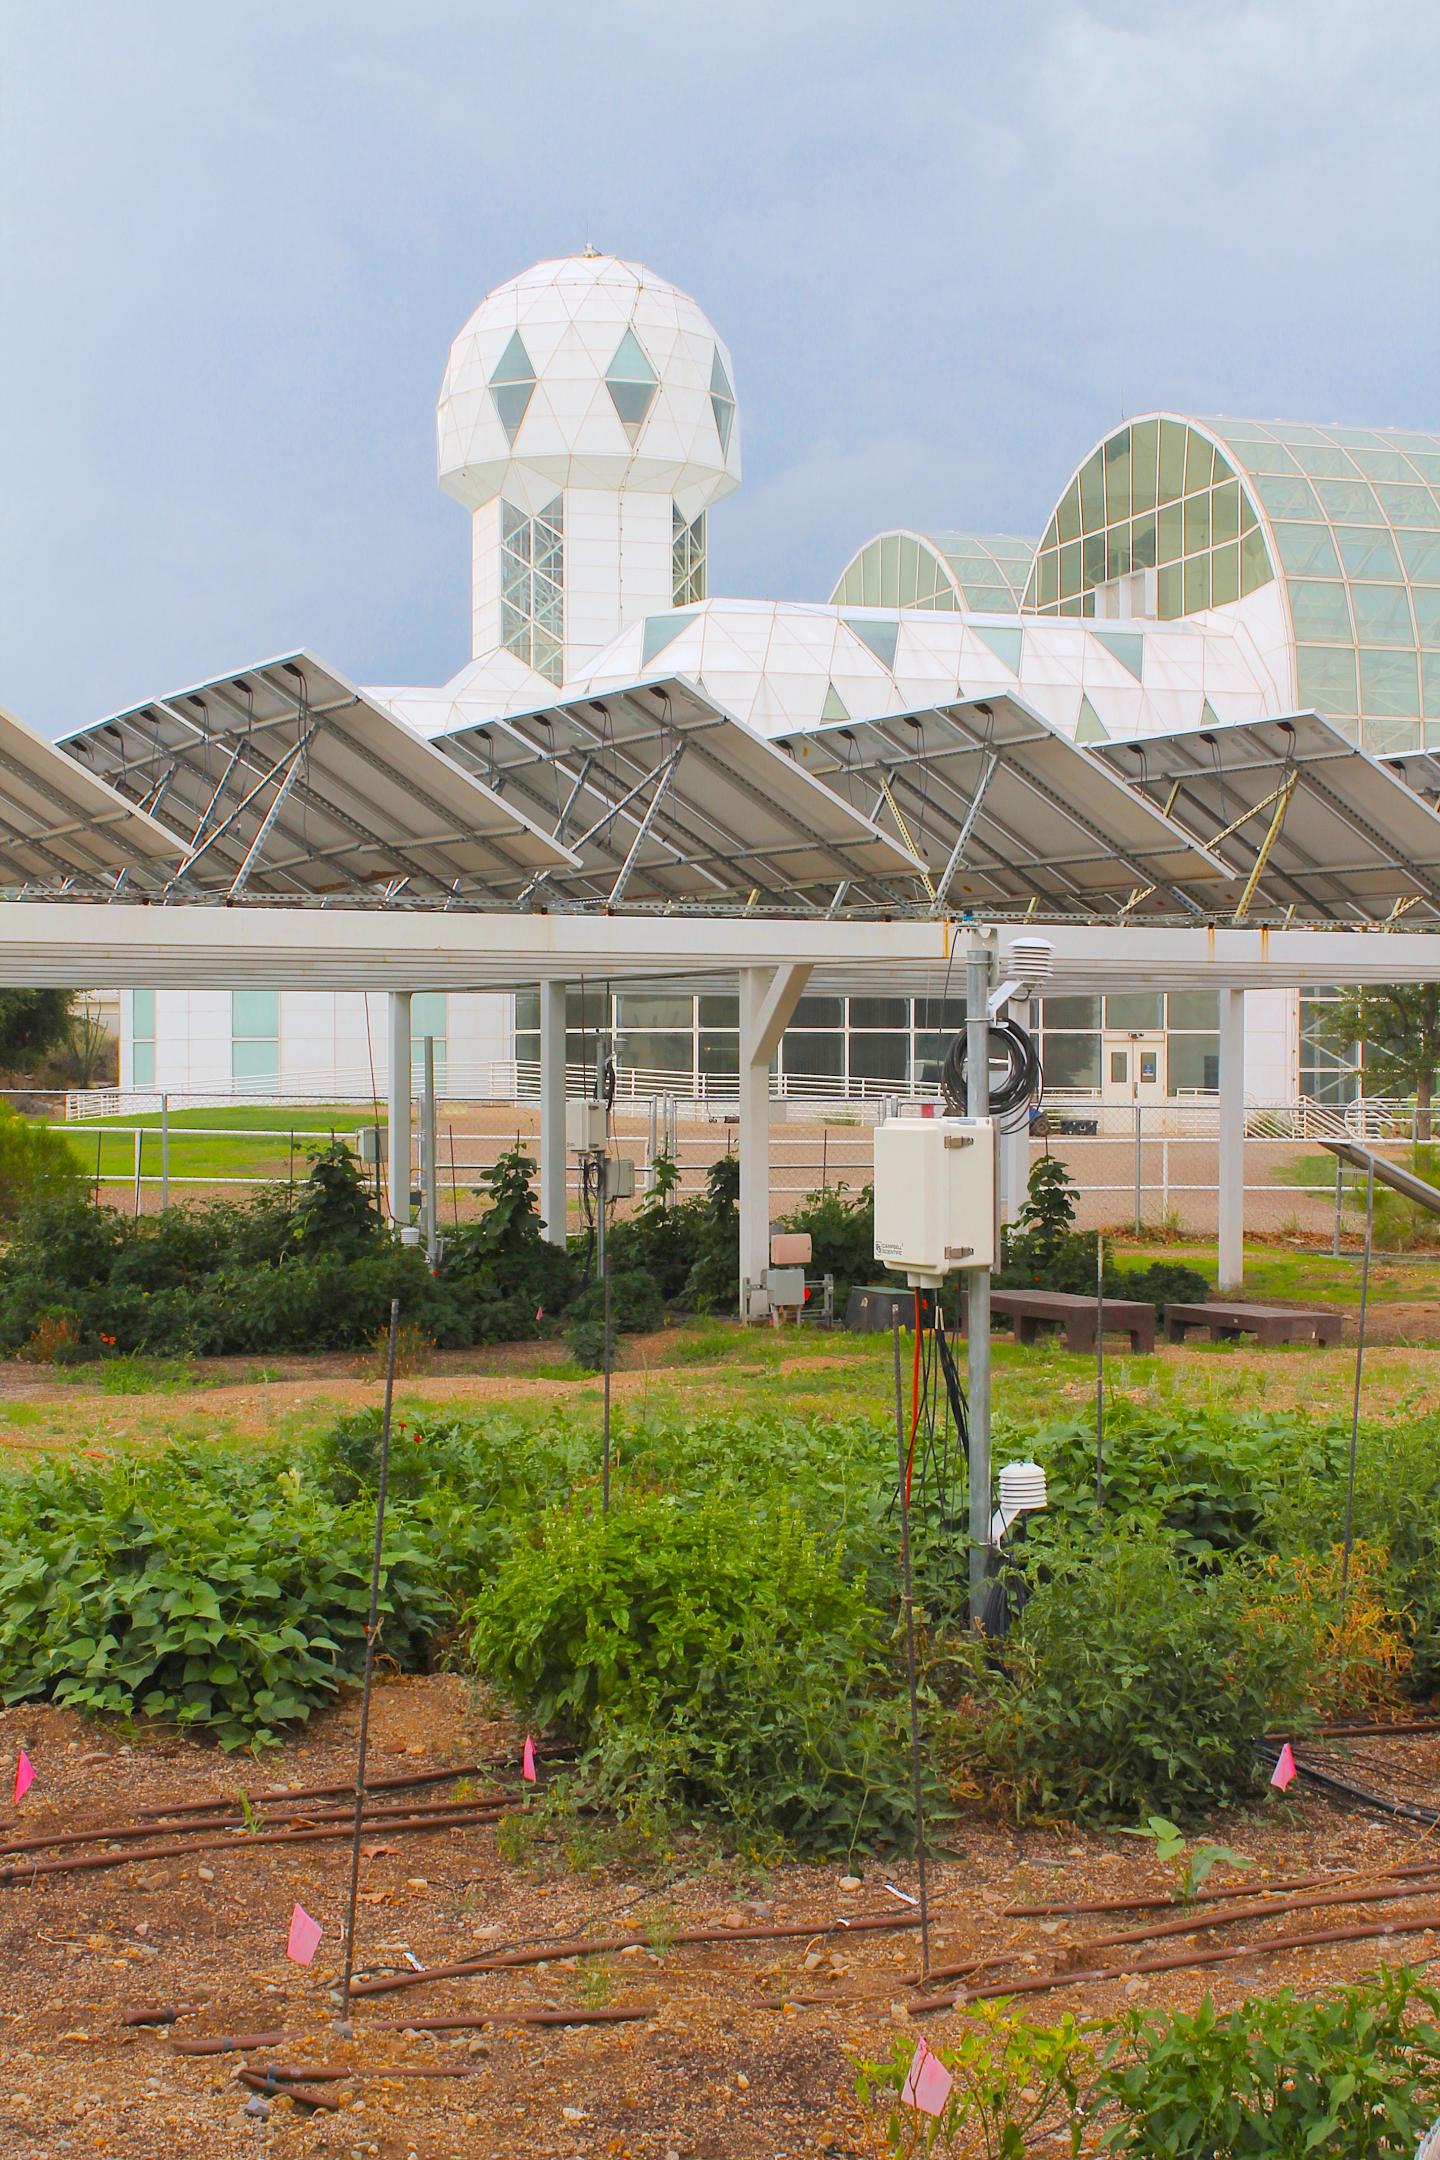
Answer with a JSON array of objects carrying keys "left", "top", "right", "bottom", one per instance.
[
  {"left": 845, "top": 1284, "right": 941, "bottom": 1333},
  {"left": 764, "top": 1264, "right": 806, "bottom": 1307}
]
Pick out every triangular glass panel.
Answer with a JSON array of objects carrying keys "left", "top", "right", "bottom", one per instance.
[
  {"left": 846, "top": 616, "right": 899, "bottom": 671},
  {"left": 488, "top": 331, "right": 536, "bottom": 446},
  {"left": 973, "top": 625, "right": 1023, "bottom": 674},
  {"left": 642, "top": 612, "right": 696, "bottom": 665},
  {"left": 710, "top": 350, "right": 735, "bottom": 454},
  {"left": 1075, "top": 696, "right": 1109, "bottom": 743},
  {"left": 606, "top": 329, "right": 659, "bottom": 442},
  {"left": 1201, "top": 699, "right": 1223, "bottom": 730},
  {"left": 821, "top": 682, "right": 850, "bottom": 723},
  {"left": 1095, "top": 629, "right": 1144, "bottom": 680}
]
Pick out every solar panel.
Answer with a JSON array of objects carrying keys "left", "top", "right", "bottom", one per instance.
[
  {"left": 60, "top": 652, "right": 577, "bottom": 901},
  {"left": 1096, "top": 713, "right": 1440, "bottom": 923},
  {"left": 0, "top": 701, "right": 182, "bottom": 891},
  {"left": 775, "top": 694, "right": 1227, "bottom": 915},
  {"left": 433, "top": 676, "right": 925, "bottom": 907}
]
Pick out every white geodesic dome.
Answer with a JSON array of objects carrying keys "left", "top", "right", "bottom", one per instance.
[{"left": 437, "top": 253, "right": 741, "bottom": 515}]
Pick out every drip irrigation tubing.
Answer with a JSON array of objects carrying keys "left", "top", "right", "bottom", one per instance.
[
  {"left": 243, "top": 2062, "right": 480, "bottom": 2085},
  {"left": 0, "top": 1803, "right": 507, "bottom": 1886},
  {"left": 126, "top": 1760, "right": 514, "bottom": 1821},
  {"left": 0, "top": 1791, "right": 511, "bottom": 1861},
  {"left": 1256, "top": 1740, "right": 1440, "bottom": 1828},
  {"left": 1079, "top": 1873, "right": 1440, "bottom": 1953},
  {"left": 1008, "top": 1852, "right": 1440, "bottom": 1919},
  {"left": 173, "top": 2031, "right": 292, "bottom": 2057},
  {"left": 380, "top": 2004, "right": 658, "bottom": 2035},
  {"left": 908, "top": 1905, "right": 1440, "bottom": 2014},
  {"left": 236, "top": 2069, "right": 341, "bottom": 2111},
  {"left": 348, "top": 1908, "right": 926, "bottom": 2000}
]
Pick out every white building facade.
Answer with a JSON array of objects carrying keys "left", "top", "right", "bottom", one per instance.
[{"left": 116, "top": 251, "right": 1440, "bottom": 1109}]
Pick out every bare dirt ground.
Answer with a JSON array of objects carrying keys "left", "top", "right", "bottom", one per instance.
[{"left": 3, "top": 1676, "right": 1440, "bottom": 2160}]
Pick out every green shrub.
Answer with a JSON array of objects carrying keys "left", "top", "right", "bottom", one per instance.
[
  {"left": 962, "top": 1528, "right": 1308, "bottom": 1822},
  {"left": 0, "top": 1446, "right": 451, "bottom": 1749},
  {"left": 0, "top": 1103, "right": 83, "bottom": 1219},
  {"left": 288, "top": 1139, "right": 377, "bottom": 1257},
  {"left": 681, "top": 1154, "right": 740, "bottom": 1311},
  {"left": 1101, "top": 1968, "right": 1440, "bottom": 2157},
  {"left": 470, "top": 1487, "right": 915, "bottom": 1854},
  {"left": 997, "top": 1157, "right": 1207, "bottom": 1310}
]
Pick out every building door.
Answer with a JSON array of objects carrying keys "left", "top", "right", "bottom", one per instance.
[{"left": 1101, "top": 1032, "right": 1166, "bottom": 1106}]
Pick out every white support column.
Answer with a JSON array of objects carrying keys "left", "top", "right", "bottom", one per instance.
[
  {"left": 387, "top": 990, "right": 412, "bottom": 1229},
  {"left": 538, "top": 978, "right": 567, "bottom": 1247},
  {"left": 737, "top": 962, "right": 811, "bottom": 1318},
  {"left": 1218, "top": 986, "right": 1245, "bottom": 1291}
]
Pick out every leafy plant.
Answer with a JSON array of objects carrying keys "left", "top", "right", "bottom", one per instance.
[
  {"left": 857, "top": 2003, "right": 1105, "bottom": 2158},
  {"left": 1100, "top": 1968, "right": 1440, "bottom": 2157},
  {"left": 288, "top": 1140, "right": 377, "bottom": 1258},
  {"left": 778, "top": 1182, "right": 877, "bottom": 1303},
  {"left": 0, "top": 1102, "right": 83, "bottom": 1220},
  {"left": 960, "top": 1529, "right": 1309, "bottom": 1822},
  {"left": 682, "top": 1153, "right": 740, "bottom": 1311},
  {"left": 469, "top": 1486, "right": 915, "bottom": 1855},
  {"left": 1119, "top": 1815, "right": 1252, "bottom": 1902}
]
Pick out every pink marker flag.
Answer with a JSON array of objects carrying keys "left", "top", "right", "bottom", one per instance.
[
  {"left": 1271, "top": 1742, "right": 1298, "bottom": 1791},
  {"left": 286, "top": 1902, "right": 323, "bottom": 1965},
  {"left": 522, "top": 1734, "right": 537, "bottom": 1784},
  {"left": 901, "top": 2037, "right": 953, "bottom": 2118},
  {"left": 13, "top": 1750, "right": 35, "bottom": 1804}
]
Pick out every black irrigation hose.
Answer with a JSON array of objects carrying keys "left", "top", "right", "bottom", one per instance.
[
  {"left": 1255, "top": 1740, "right": 1440, "bottom": 1829},
  {"left": 940, "top": 1019, "right": 1042, "bottom": 1126}
]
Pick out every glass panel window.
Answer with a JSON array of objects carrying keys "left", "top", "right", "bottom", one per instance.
[
  {"left": 1256, "top": 475, "right": 1321, "bottom": 520},
  {"left": 699, "top": 1032, "right": 738, "bottom": 1076},
  {"left": 1131, "top": 511, "right": 1157, "bottom": 570},
  {"left": 1210, "top": 542, "right": 1239, "bottom": 606},
  {"left": 848, "top": 996, "right": 908, "bottom": 1028},
  {"left": 1157, "top": 562, "right": 1184, "bottom": 618},
  {"left": 1411, "top": 589, "right": 1440, "bottom": 641},
  {"left": 1079, "top": 453, "right": 1105, "bottom": 533},
  {"left": 1240, "top": 526, "right": 1272, "bottom": 594},
  {"left": 514, "top": 1031, "right": 539, "bottom": 1069},
  {"left": 698, "top": 994, "right": 738, "bottom": 1027},
  {"left": 1399, "top": 532, "right": 1440, "bottom": 581},
  {"left": 1211, "top": 480, "right": 1240, "bottom": 544},
  {"left": 1106, "top": 993, "right": 1163, "bottom": 1029},
  {"left": 1158, "top": 420, "right": 1188, "bottom": 500},
  {"left": 412, "top": 993, "right": 447, "bottom": 1087},
  {"left": 232, "top": 991, "right": 278, "bottom": 1088},
  {"left": 792, "top": 995, "right": 842, "bottom": 1028},
  {"left": 1351, "top": 585, "right": 1414, "bottom": 644},
  {"left": 1184, "top": 554, "right": 1210, "bottom": 612},
  {"left": 1359, "top": 649, "right": 1421, "bottom": 718},
  {"left": 1315, "top": 479, "right": 1382, "bottom": 522},
  {"left": 132, "top": 988, "right": 156, "bottom": 1038},
  {"left": 133, "top": 1040, "right": 156, "bottom": 1087},
  {"left": 1272, "top": 523, "right": 1341, "bottom": 577},
  {"left": 1335, "top": 526, "right": 1402, "bottom": 579},
  {"left": 1170, "top": 1035, "right": 1220, "bottom": 1092},
  {"left": 515, "top": 991, "right": 539, "bottom": 1032},
  {"left": 1374, "top": 485, "right": 1432, "bottom": 526},
  {"left": 781, "top": 1033, "right": 842, "bottom": 1079},
  {"left": 1421, "top": 652, "right": 1440, "bottom": 719},
  {"left": 617, "top": 994, "right": 693, "bottom": 1029},
  {"left": 1109, "top": 1049, "right": 1129, "bottom": 1084},
  {"left": 1168, "top": 989, "right": 1219, "bottom": 1029},
  {"left": 1130, "top": 418, "right": 1158, "bottom": 510},
  {"left": 1156, "top": 500, "right": 1184, "bottom": 562},
  {"left": 1288, "top": 581, "right": 1353, "bottom": 638},
  {"left": 1043, "top": 1033, "right": 1100, "bottom": 1089},
  {"left": 1183, "top": 491, "right": 1211, "bottom": 554},
  {"left": 233, "top": 1038, "right": 278, "bottom": 1083},
  {"left": 848, "top": 1035, "right": 907, "bottom": 1083},
  {"left": 499, "top": 495, "right": 564, "bottom": 683},
  {"left": 618, "top": 1032, "right": 693, "bottom": 1079},
  {"left": 1040, "top": 994, "right": 1100, "bottom": 1029},
  {"left": 1297, "top": 645, "right": 1360, "bottom": 716}
]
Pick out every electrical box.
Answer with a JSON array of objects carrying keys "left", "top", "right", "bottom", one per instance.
[
  {"left": 606, "top": 1156, "right": 636, "bottom": 1200},
  {"left": 357, "top": 1125, "right": 382, "bottom": 1167},
  {"left": 566, "top": 1099, "right": 607, "bottom": 1152},
  {"left": 765, "top": 1264, "right": 806, "bottom": 1308},
  {"left": 873, "top": 1116, "right": 996, "bottom": 1278}
]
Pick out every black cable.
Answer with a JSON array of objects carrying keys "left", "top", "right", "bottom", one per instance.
[{"left": 941, "top": 1017, "right": 1042, "bottom": 1127}]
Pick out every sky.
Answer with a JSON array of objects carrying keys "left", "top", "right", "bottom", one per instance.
[{"left": 3, "top": 0, "right": 1438, "bottom": 735}]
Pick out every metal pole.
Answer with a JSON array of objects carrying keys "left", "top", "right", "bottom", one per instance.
[
  {"left": 132, "top": 1128, "right": 142, "bottom": 1216},
  {"left": 1133, "top": 1098, "right": 1142, "bottom": 1238},
  {"left": 599, "top": 1151, "right": 612, "bottom": 1516},
  {"left": 340, "top": 1299, "right": 399, "bottom": 2021},
  {"left": 422, "top": 1038, "right": 438, "bottom": 1266},
  {"left": 1333, "top": 1156, "right": 1344, "bottom": 1258},
  {"left": 160, "top": 1094, "right": 170, "bottom": 1211},
  {"left": 892, "top": 1314, "right": 931, "bottom": 1979},
  {"left": 1340, "top": 1161, "right": 1375, "bottom": 1609},
  {"left": 1095, "top": 1230, "right": 1105, "bottom": 1510},
  {"left": 387, "top": 992, "right": 412, "bottom": 1230},
  {"left": 965, "top": 946, "right": 992, "bottom": 1629}
]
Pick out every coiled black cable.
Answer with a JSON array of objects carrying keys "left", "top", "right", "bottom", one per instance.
[{"left": 940, "top": 1018, "right": 1042, "bottom": 1128}]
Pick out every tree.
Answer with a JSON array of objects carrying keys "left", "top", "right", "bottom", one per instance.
[
  {"left": 0, "top": 991, "right": 72, "bottom": 1071},
  {"left": 1315, "top": 983, "right": 1440, "bottom": 1135}
]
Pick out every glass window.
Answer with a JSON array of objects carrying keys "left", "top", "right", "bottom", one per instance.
[
  {"left": 1130, "top": 419, "right": 1159, "bottom": 510},
  {"left": 514, "top": 1031, "right": 539, "bottom": 1069},
  {"left": 1168, "top": 989, "right": 1219, "bottom": 1029},
  {"left": 619, "top": 1033, "right": 693, "bottom": 1079},
  {"left": 233, "top": 990, "right": 278, "bottom": 1039},
  {"left": 1156, "top": 500, "right": 1184, "bottom": 563},
  {"left": 698, "top": 994, "right": 738, "bottom": 1027},
  {"left": 1210, "top": 543, "right": 1239, "bottom": 606},
  {"left": 1106, "top": 993, "right": 1163, "bottom": 1029},
  {"left": 1109, "top": 1049, "right": 1129, "bottom": 1084},
  {"left": 848, "top": 996, "right": 908, "bottom": 1028},
  {"left": 617, "top": 994, "right": 692, "bottom": 1029},
  {"left": 1374, "top": 485, "right": 1432, "bottom": 526},
  {"left": 1057, "top": 482, "right": 1080, "bottom": 543},
  {"left": 1241, "top": 526, "right": 1272, "bottom": 594},
  {"left": 699, "top": 1032, "right": 738, "bottom": 1076},
  {"left": 709, "top": 349, "right": 735, "bottom": 454},
  {"left": 1297, "top": 645, "right": 1360, "bottom": 716},
  {"left": 1170, "top": 1035, "right": 1220, "bottom": 1092},
  {"left": 1041, "top": 994, "right": 1100, "bottom": 1029},
  {"left": 515, "top": 991, "right": 539, "bottom": 1032},
  {"left": 792, "top": 995, "right": 843, "bottom": 1028},
  {"left": 848, "top": 1034, "right": 907, "bottom": 1083},
  {"left": 1211, "top": 480, "right": 1240, "bottom": 544},
  {"left": 499, "top": 494, "right": 564, "bottom": 683},
  {"left": 1335, "top": 527, "right": 1402, "bottom": 579},
  {"left": 1256, "top": 475, "right": 1321, "bottom": 520},
  {"left": 1413, "top": 589, "right": 1440, "bottom": 641},
  {"left": 1131, "top": 511, "right": 1157, "bottom": 569},
  {"left": 781, "top": 1033, "right": 842, "bottom": 1079},
  {"left": 912, "top": 997, "right": 967, "bottom": 1030},
  {"left": 1158, "top": 420, "right": 1188, "bottom": 500},
  {"left": 566, "top": 988, "right": 609, "bottom": 1028},
  {"left": 1183, "top": 491, "right": 1211, "bottom": 554},
  {"left": 1273, "top": 524, "right": 1341, "bottom": 577},
  {"left": 1103, "top": 430, "right": 1131, "bottom": 522},
  {"left": 488, "top": 330, "right": 536, "bottom": 446},
  {"left": 1351, "top": 585, "right": 1414, "bottom": 644},
  {"left": 1292, "top": 444, "right": 1358, "bottom": 478},
  {"left": 1288, "top": 581, "right": 1353, "bottom": 638},
  {"left": 1079, "top": 453, "right": 1105, "bottom": 533},
  {"left": 1359, "top": 649, "right": 1421, "bottom": 718},
  {"left": 1157, "top": 563, "right": 1184, "bottom": 618},
  {"left": 412, "top": 993, "right": 447, "bottom": 1086},
  {"left": 1184, "top": 553, "right": 1210, "bottom": 612},
  {"left": 1043, "top": 1033, "right": 1100, "bottom": 1089},
  {"left": 132, "top": 988, "right": 156, "bottom": 1038},
  {"left": 1315, "top": 479, "right": 1382, "bottom": 522},
  {"left": 233, "top": 1038, "right": 278, "bottom": 1084},
  {"left": 1422, "top": 652, "right": 1440, "bottom": 719},
  {"left": 1350, "top": 448, "right": 1415, "bottom": 483},
  {"left": 1185, "top": 433, "right": 1215, "bottom": 490},
  {"left": 133, "top": 1040, "right": 156, "bottom": 1087},
  {"left": 1399, "top": 532, "right": 1440, "bottom": 581}
]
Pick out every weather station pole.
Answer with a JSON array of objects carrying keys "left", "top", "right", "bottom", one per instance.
[{"left": 965, "top": 944, "right": 993, "bottom": 1627}]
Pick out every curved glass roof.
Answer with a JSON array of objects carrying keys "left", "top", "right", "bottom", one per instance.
[
  {"left": 831, "top": 530, "right": 1035, "bottom": 614},
  {"left": 1025, "top": 413, "right": 1440, "bottom": 753}
]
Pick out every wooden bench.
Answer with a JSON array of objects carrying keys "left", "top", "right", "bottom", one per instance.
[
  {"left": 986, "top": 1287, "right": 1156, "bottom": 1355},
  {"left": 1163, "top": 1300, "right": 1341, "bottom": 1346}
]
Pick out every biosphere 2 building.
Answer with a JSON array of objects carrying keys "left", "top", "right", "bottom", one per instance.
[{"left": 111, "top": 251, "right": 1440, "bottom": 1110}]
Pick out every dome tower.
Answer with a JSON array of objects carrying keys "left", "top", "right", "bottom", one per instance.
[{"left": 437, "top": 253, "right": 741, "bottom": 685}]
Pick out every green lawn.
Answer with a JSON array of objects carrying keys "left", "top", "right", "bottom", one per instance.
[
  {"left": 1111, "top": 1238, "right": 1437, "bottom": 1304},
  {"left": 49, "top": 1104, "right": 373, "bottom": 1186}
]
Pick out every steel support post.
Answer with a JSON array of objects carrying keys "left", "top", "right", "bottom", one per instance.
[
  {"left": 966, "top": 945, "right": 994, "bottom": 1627},
  {"left": 1218, "top": 985, "right": 1246, "bottom": 1290},
  {"left": 737, "top": 963, "right": 811, "bottom": 1318},
  {"left": 386, "top": 990, "right": 412, "bottom": 1229},
  {"left": 538, "top": 979, "right": 567, "bottom": 1246}
]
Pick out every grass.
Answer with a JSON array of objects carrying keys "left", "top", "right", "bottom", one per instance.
[
  {"left": 48, "top": 1103, "right": 373, "bottom": 1187},
  {"left": 1111, "top": 1238, "right": 1438, "bottom": 1304}
]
